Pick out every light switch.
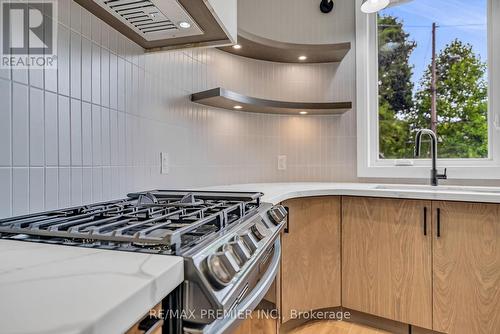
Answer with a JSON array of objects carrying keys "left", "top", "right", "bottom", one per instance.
[
  {"left": 278, "top": 155, "right": 287, "bottom": 170},
  {"left": 160, "top": 152, "right": 169, "bottom": 174}
]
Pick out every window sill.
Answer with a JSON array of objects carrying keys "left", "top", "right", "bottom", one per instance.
[{"left": 358, "top": 163, "right": 500, "bottom": 180}]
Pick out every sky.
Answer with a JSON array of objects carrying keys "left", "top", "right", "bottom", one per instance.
[{"left": 380, "top": 0, "right": 488, "bottom": 91}]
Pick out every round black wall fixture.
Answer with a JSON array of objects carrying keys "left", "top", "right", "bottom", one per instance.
[{"left": 320, "top": 0, "right": 334, "bottom": 13}]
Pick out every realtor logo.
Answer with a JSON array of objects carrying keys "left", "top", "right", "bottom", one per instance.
[{"left": 1, "top": 0, "right": 57, "bottom": 68}]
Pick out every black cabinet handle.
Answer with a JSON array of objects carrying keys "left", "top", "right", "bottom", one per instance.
[
  {"left": 284, "top": 206, "right": 289, "bottom": 234},
  {"left": 436, "top": 208, "right": 441, "bottom": 238},
  {"left": 423, "top": 207, "right": 427, "bottom": 236}
]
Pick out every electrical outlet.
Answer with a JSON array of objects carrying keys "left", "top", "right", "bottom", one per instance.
[
  {"left": 160, "top": 152, "right": 169, "bottom": 174},
  {"left": 277, "top": 155, "right": 287, "bottom": 170}
]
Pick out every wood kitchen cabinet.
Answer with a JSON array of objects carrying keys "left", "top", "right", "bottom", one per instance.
[
  {"left": 280, "top": 196, "right": 341, "bottom": 323},
  {"left": 342, "top": 197, "right": 433, "bottom": 329},
  {"left": 431, "top": 201, "right": 500, "bottom": 334}
]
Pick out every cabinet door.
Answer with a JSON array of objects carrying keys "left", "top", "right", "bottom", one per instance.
[
  {"left": 432, "top": 201, "right": 500, "bottom": 334},
  {"left": 281, "top": 196, "right": 341, "bottom": 323},
  {"left": 342, "top": 197, "right": 432, "bottom": 329}
]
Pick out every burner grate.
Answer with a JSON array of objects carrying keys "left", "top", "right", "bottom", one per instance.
[{"left": 0, "top": 191, "right": 262, "bottom": 253}]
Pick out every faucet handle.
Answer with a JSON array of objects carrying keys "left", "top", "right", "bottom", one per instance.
[{"left": 438, "top": 168, "right": 447, "bottom": 180}]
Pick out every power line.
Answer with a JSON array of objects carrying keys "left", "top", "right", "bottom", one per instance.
[{"left": 379, "top": 23, "right": 486, "bottom": 28}]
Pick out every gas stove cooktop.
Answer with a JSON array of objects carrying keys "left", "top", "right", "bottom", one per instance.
[
  {"left": 0, "top": 190, "right": 288, "bottom": 334},
  {"left": 0, "top": 190, "right": 263, "bottom": 255}
]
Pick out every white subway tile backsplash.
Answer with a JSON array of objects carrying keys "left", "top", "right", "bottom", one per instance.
[
  {"left": 92, "top": 167, "right": 102, "bottom": 201},
  {"left": 117, "top": 57, "right": 125, "bottom": 111},
  {"left": 45, "top": 92, "right": 58, "bottom": 165},
  {"left": 58, "top": 24, "right": 70, "bottom": 96},
  {"left": 58, "top": 96, "right": 71, "bottom": 166},
  {"left": 0, "top": 169, "right": 11, "bottom": 218},
  {"left": 101, "top": 107, "right": 110, "bottom": 165},
  {"left": 58, "top": 0, "right": 70, "bottom": 27},
  {"left": 71, "top": 167, "right": 82, "bottom": 205},
  {"left": 29, "top": 168, "right": 44, "bottom": 212},
  {"left": 82, "top": 167, "right": 92, "bottom": 204},
  {"left": 12, "top": 168, "right": 29, "bottom": 215},
  {"left": 0, "top": 1, "right": 357, "bottom": 218},
  {"left": 12, "top": 67, "right": 28, "bottom": 85},
  {"left": 91, "top": 105, "right": 101, "bottom": 166},
  {"left": 70, "top": 0, "right": 81, "bottom": 33},
  {"left": 91, "top": 15, "right": 101, "bottom": 45},
  {"left": 91, "top": 43, "right": 101, "bottom": 104},
  {"left": 101, "top": 49, "right": 110, "bottom": 107},
  {"left": 29, "top": 88, "right": 45, "bottom": 166},
  {"left": 81, "top": 38, "right": 92, "bottom": 102},
  {"left": 80, "top": 5, "right": 91, "bottom": 39},
  {"left": 0, "top": 67, "right": 10, "bottom": 81},
  {"left": 29, "top": 66, "right": 44, "bottom": 89},
  {"left": 70, "top": 31, "right": 82, "bottom": 99},
  {"left": 109, "top": 110, "right": 118, "bottom": 166},
  {"left": 109, "top": 53, "right": 118, "bottom": 109},
  {"left": 70, "top": 99, "right": 82, "bottom": 166},
  {"left": 45, "top": 67, "right": 58, "bottom": 93},
  {"left": 12, "top": 83, "right": 29, "bottom": 166},
  {"left": 0, "top": 80, "right": 11, "bottom": 166},
  {"left": 45, "top": 168, "right": 59, "bottom": 210},
  {"left": 82, "top": 102, "right": 92, "bottom": 165},
  {"left": 58, "top": 167, "right": 71, "bottom": 207}
]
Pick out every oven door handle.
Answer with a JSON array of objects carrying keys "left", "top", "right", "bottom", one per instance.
[{"left": 191, "top": 237, "right": 281, "bottom": 334}]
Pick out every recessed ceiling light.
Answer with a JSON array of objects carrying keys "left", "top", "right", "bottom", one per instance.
[
  {"left": 298, "top": 55, "right": 307, "bottom": 61},
  {"left": 299, "top": 111, "right": 308, "bottom": 115},
  {"left": 232, "top": 44, "right": 242, "bottom": 49},
  {"left": 179, "top": 21, "right": 191, "bottom": 29},
  {"left": 233, "top": 105, "right": 243, "bottom": 110}
]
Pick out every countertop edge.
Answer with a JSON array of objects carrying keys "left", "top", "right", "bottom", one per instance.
[
  {"left": 93, "top": 256, "right": 184, "bottom": 334},
  {"left": 200, "top": 183, "right": 500, "bottom": 205}
]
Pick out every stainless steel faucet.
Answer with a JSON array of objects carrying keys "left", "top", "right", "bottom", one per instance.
[{"left": 414, "top": 129, "right": 447, "bottom": 186}]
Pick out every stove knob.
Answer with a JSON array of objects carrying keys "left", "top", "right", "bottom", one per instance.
[
  {"left": 205, "top": 251, "right": 239, "bottom": 289},
  {"left": 223, "top": 236, "right": 252, "bottom": 266},
  {"left": 251, "top": 222, "right": 268, "bottom": 241},
  {"left": 240, "top": 231, "right": 258, "bottom": 254},
  {"left": 267, "top": 205, "right": 288, "bottom": 225}
]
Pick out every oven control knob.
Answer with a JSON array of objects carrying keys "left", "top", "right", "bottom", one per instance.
[
  {"left": 205, "top": 250, "right": 240, "bottom": 289},
  {"left": 251, "top": 222, "right": 268, "bottom": 241},
  {"left": 240, "top": 231, "right": 258, "bottom": 254},
  {"left": 267, "top": 205, "right": 288, "bottom": 225},
  {"left": 223, "top": 236, "right": 252, "bottom": 266}
]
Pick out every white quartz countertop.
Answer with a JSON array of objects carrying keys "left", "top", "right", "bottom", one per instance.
[
  {"left": 2, "top": 182, "right": 499, "bottom": 334},
  {"left": 0, "top": 240, "right": 183, "bottom": 334},
  {"left": 202, "top": 182, "right": 500, "bottom": 204}
]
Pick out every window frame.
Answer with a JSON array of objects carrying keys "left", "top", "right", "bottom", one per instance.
[{"left": 356, "top": 0, "right": 500, "bottom": 179}]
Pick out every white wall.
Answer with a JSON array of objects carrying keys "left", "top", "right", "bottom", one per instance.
[
  {"left": 0, "top": 0, "right": 357, "bottom": 218},
  {"left": 238, "top": 0, "right": 354, "bottom": 44}
]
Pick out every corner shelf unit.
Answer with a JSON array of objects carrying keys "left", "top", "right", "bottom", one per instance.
[
  {"left": 191, "top": 88, "right": 352, "bottom": 115},
  {"left": 218, "top": 30, "right": 351, "bottom": 64}
]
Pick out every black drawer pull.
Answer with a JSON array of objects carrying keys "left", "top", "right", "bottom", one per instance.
[
  {"left": 284, "top": 206, "right": 289, "bottom": 233},
  {"left": 436, "top": 208, "right": 441, "bottom": 238},
  {"left": 423, "top": 207, "right": 427, "bottom": 236}
]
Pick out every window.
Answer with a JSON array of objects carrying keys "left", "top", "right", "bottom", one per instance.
[{"left": 356, "top": 0, "right": 500, "bottom": 179}]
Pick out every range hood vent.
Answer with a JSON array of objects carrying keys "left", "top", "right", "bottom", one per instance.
[
  {"left": 75, "top": 0, "right": 236, "bottom": 51},
  {"left": 93, "top": 0, "right": 203, "bottom": 41}
]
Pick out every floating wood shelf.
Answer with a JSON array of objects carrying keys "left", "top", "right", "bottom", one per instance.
[
  {"left": 191, "top": 88, "right": 352, "bottom": 115},
  {"left": 218, "top": 30, "right": 351, "bottom": 64}
]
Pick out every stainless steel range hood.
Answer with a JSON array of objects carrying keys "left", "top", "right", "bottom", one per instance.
[{"left": 75, "top": 0, "right": 237, "bottom": 51}]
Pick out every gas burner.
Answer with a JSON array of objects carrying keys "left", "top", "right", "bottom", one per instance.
[
  {"left": 0, "top": 189, "right": 288, "bottom": 333},
  {"left": 0, "top": 190, "right": 263, "bottom": 254}
]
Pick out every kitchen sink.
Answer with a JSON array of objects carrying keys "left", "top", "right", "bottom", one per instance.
[{"left": 374, "top": 184, "right": 500, "bottom": 194}]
